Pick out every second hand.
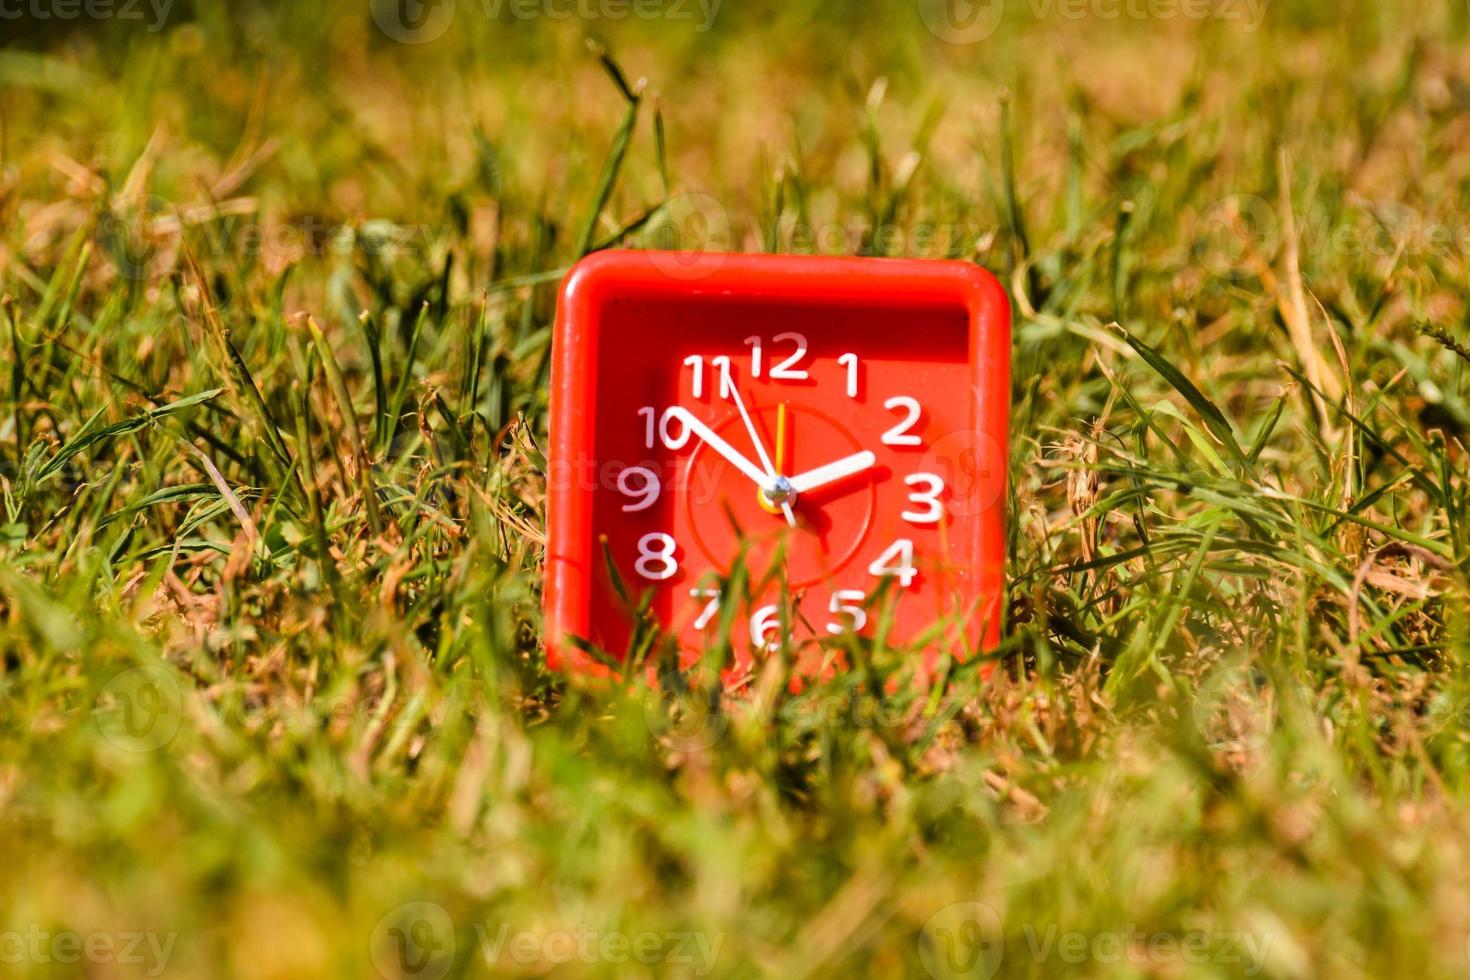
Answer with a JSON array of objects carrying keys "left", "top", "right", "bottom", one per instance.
[
  {"left": 723, "top": 375, "right": 796, "bottom": 528},
  {"left": 760, "top": 402, "right": 790, "bottom": 516}
]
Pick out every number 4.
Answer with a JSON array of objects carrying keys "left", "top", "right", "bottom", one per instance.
[{"left": 868, "top": 539, "right": 918, "bottom": 587}]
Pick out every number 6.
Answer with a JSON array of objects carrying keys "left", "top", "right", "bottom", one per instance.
[{"left": 751, "top": 605, "right": 784, "bottom": 649}]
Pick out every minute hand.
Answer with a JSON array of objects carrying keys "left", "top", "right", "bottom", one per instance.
[
  {"left": 787, "top": 451, "right": 878, "bottom": 494},
  {"left": 666, "top": 407, "right": 773, "bottom": 489}
]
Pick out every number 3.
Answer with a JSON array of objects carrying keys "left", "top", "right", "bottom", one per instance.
[{"left": 902, "top": 473, "right": 945, "bottom": 524}]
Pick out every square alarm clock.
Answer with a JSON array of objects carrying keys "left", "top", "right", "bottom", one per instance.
[{"left": 544, "top": 250, "right": 1011, "bottom": 679}]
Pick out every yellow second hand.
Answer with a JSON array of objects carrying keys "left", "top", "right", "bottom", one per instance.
[{"left": 759, "top": 402, "right": 789, "bottom": 514}]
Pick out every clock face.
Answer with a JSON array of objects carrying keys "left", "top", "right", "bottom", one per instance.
[{"left": 547, "top": 252, "right": 1010, "bottom": 682}]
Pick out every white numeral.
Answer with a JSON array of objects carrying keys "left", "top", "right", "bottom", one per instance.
[
  {"left": 690, "top": 588, "right": 721, "bottom": 630},
  {"left": 658, "top": 409, "right": 694, "bottom": 450},
  {"left": 868, "top": 539, "right": 917, "bottom": 587},
  {"left": 751, "top": 604, "right": 783, "bottom": 649},
  {"left": 617, "top": 466, "right": 662, "bottom": 513},
  {"left": 826, "top": 590, "right": 868, "bottom": 635},
  {"left": 902, "top": 473, "right": 945, "bottom": 524},
  {"left": 744, "top": 336, "right": 763, "bottom": 378},
  {"left": 712, "top": 355, "right": 734, "bottom": 397},
  {"left": 769, "top": 332, "right": 810, "bottom": 380},
  {"left": 683, "top": 355, "right": 705, "bottom": 398},
  {"left": 838, "top": 353, "right": 860, "bottom": 398},
  {"left": 638, "top": 406, "right": 657, "bottom": 449},
  {"left": 882, "top": 396, "right": 923, "bottom": 446},
  {"left": 635, "top": 533, "right": 679, "bottom": 581}
]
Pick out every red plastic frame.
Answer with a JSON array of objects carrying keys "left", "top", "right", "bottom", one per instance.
[{"left": 544, "top": 250, "right": 1012, "bottom": 673}]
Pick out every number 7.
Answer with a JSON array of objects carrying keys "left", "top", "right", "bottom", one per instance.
[{"left": 690, "top": 588, "right": 721, "bottom": 630}]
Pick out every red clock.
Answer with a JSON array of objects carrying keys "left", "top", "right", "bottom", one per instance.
[{"left": 545, "top": 251, "right": 1011, "bottom": 682}]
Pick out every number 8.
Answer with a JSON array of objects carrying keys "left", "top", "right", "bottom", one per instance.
[{"left": 635, "top": 533, "right": 679, "bottom": 581}]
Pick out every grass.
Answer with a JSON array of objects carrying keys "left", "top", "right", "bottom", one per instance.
[{"left": 3, "top": 0, "right": 1470, "bottom": 976}]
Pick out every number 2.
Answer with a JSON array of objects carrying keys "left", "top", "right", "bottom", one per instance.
[
  {"left": 882, "top": 396, "right": 923, "bottom": 446},
  {"left": 769, "top": 333, "right": 809, "bottom": 380}
]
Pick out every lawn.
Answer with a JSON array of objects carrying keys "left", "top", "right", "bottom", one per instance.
[{"left": 2, "top": 1, "right": 1470, "bottom": 976}]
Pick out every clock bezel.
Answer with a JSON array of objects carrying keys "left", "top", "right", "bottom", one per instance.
[{"left": 545, "top": 249, "right": 1011, "bottom": 674}]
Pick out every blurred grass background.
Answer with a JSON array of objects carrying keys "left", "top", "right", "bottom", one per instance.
[{"left": 3, "top": 0, "right": 1470, "bottom": 976}]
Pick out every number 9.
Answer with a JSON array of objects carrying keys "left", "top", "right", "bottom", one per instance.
[{"left": 616, "top": 466, "right": 661, "bottom": 513}]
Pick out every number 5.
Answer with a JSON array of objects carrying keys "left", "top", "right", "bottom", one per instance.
[{"left": 826, "top": 590, "right": 868, "bottom": 635}]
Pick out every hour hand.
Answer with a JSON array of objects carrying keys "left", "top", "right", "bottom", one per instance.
[
  {"left": 665, "top": 407, "right": 773, "bottom": 490},
  {"left": 787, "top": 450, "right": 878, "bottom": 494}
]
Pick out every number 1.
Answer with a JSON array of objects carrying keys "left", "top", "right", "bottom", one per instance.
[
  {"left": 838, "top": 353, "right": 859, "bottom": 398},
  {"left": 683, "top": 355, "right": 705, "bottom": 398},
  {"left": 744, "top": 336, "right": 763, "bottom": 378}
]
